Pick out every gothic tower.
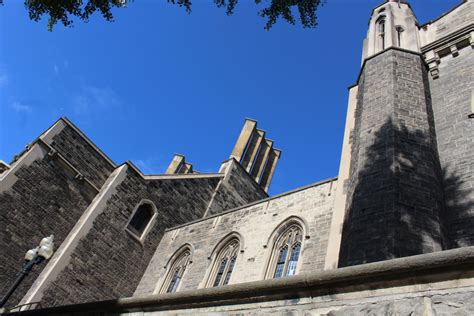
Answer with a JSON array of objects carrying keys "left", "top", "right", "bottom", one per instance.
[{"left": 338, "top": 0, "right": 447, "bottom": 267}]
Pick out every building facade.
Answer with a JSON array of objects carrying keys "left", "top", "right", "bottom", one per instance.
[{"left": 1, "top": 0, "right": 473, "bottom": 314}]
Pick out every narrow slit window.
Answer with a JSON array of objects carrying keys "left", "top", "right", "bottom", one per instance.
[
  {"left": 377, "top": 17, "right": 386, "bottom": 50},
  {"left": 396, "top": 26, "right": 404, "bottom": 47}
]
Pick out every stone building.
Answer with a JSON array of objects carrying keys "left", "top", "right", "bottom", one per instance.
[{"left": 1, "top": 0, "right": 473, "bottom": 314}]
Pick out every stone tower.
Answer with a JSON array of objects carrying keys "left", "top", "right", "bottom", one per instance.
[{"left": 338, "top": 0, "right": 448, "bottom": 267}]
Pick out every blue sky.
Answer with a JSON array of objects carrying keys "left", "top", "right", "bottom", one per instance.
[{"left": 0, "top": 0, "right": 461, "bottom": 195}]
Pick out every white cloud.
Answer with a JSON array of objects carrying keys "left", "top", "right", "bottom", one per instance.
[
  {"left": 86, "top": 86, "right": 120, "bottom": 107},
  {"left": 133, "top": 158, "right": 164, "bottom": 175},
  {"left": 11, "top": 101, "right": 33, "bottom": 113},
  {"left": 72, "top": 86, "right": 121, "bottom": 115}
]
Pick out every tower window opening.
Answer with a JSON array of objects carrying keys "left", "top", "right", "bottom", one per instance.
[
  {"left": 377, "top": 17, "right": 386, "bottom": 50},
  {"left": 396, "top": 26, "right": 404, "bottom": 47}
]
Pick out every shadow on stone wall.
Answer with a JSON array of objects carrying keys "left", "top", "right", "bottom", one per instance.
[
  {"left": 338, "top": 117, "right": 471, "bottom": 267},
  {"left": 442, "top": 166, "right": 474, "bottom": 248}
]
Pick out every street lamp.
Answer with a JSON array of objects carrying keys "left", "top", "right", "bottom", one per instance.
[{"left": 0, "top": 235, "right": 54, "bottom": 308}]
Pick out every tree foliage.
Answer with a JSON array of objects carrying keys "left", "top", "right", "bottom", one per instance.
[{"left": 0, "top": 0, "right": 323, "bottom": 31}]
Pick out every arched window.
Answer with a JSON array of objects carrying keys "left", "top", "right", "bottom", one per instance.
[
  {"left": 266, "top": 223, "right": 303, "bottom": 279},
  {"left": 377, "top": 16, "right": 386, "bottom": 50},
  {"left": 126, "top": 200, "right": 156, "bottom": 240},
  {"left": 395, "top": 26, "right": 404, "bottom": 47},
  {"left": 161, "top": 248, "right": 191, "bottom": 293},
  {"left": 207, "top": 238, "right": 240, "bottom": 287}
]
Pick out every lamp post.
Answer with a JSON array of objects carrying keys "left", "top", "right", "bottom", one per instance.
[{"left": 0, "top": 235, "right": 54, "bottom": 308}]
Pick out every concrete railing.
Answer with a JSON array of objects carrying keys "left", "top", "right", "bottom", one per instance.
[{"left": 7, "top": 246, "right": 474, "bottom": 315}]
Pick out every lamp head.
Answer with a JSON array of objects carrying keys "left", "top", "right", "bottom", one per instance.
[
  {"left": 25, "top": 247, "right": 38, "bottom": 261},
  {"left": 37, "top": 235, "right": 54, "bottom": 260}
]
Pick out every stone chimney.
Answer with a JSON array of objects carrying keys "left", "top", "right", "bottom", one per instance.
[
  {"left": 165, "top": 154, "right": 196, "bottom": 174},
  {"left": 228, "top": 119, "right": 281, "bottom": 192}
]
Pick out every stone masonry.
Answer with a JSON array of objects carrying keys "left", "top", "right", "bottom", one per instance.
[
  {"left": 0, "top": 1, "right": 473, "bottom": 314},
  {"left": 0, "top": 144, "right": 93, "bottom": 308},
  {"left": 429, "top": 45, "right": 474, "bottom": 248},
  {"left": 134, "top": 178, "right": 336, "bottom": 296},
  {"left": 0, "top": 118, "right": 274, "bottom": 309},
  {"left": 339, "top": 49, "right": 446, "bottom": 267},
  {"left": 39, "top": 167, "right": 223, "bottom": 307}
]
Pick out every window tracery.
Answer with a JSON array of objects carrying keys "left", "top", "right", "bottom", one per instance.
[
  {"left": 208, "top": 238, "right": 240, "bottom": 287},
  {"left": 161, "top": 248, "right": 191, "bottom": 293},
  {"left": 267, "top": 224, "right": 303, "bottom": 279}
]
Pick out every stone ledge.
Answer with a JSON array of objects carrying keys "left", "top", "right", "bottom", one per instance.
[{"left": 8, "top": 246, "right": 474, "bottom": 315}]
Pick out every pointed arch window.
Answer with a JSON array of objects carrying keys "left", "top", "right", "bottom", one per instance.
[
  {"left": 267, "top": 224, "right": 303, "bottom": 279},
  {"left": 161, "top": 249, "right": 191, "bottom": 293},
  {"left": 126, "top": 200, "right": 157, "bottom": 241},
  {"left": 207, "top": 238, "right": 240, "bottom": 287}
]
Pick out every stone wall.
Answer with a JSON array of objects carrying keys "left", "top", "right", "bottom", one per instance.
[
  {"left": 0, "top": 143, "right": 94, "bottom": 308},
  {"left": 429, "top": 45, "right": 474, "bottom": 248},
  {"left": 1, "top": 117, "right": 279, "bottom": 309},
  {"left": 134, "top": 178, "right": 336, "bottom": 296},
  {"left": 10, "top": 247, "right": 474, "bottom": 316},
  {"left": 129, "top": 286, "right": 474, "bottom": 315},
  {"left": 339, "top": 48, "right": 446, "bottom": 267},
  {"left": 205, "top": 159, "right": 268, "bottom": 217},
  {"left": 419, "top": 1, "right": 473, "bottom": 46},
  {"left": 38, "top": 167, "right": 223, "bottom": 307},
  {"left": 45, "top": 120, "right": 115, "bottom": 189}
]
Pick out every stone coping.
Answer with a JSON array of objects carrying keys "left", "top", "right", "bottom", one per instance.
[
  {"left": 56, "top": 117, "right": 117, "bottom": 167},
  {"left": 348, "top": 46, "right": 424, "bottom": 89},
  {"left": 419, "top": 0, "right": 468, "bottom": 28},
  {"left": 164, "top": 176, "right": 337, "bottom": 233},
  {"left": 8, "top": 246, "right": 474, "bottom": 315}
]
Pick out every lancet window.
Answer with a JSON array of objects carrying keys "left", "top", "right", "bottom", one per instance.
[
  {"left": 161, "top": 248, "right": 191, "bottom": 293},
  {"left": 267, "top": 224, "right": 303, "bottom": 279},
  {"left": 208, "top": 238, "right": 240, "bottom": 287}
]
